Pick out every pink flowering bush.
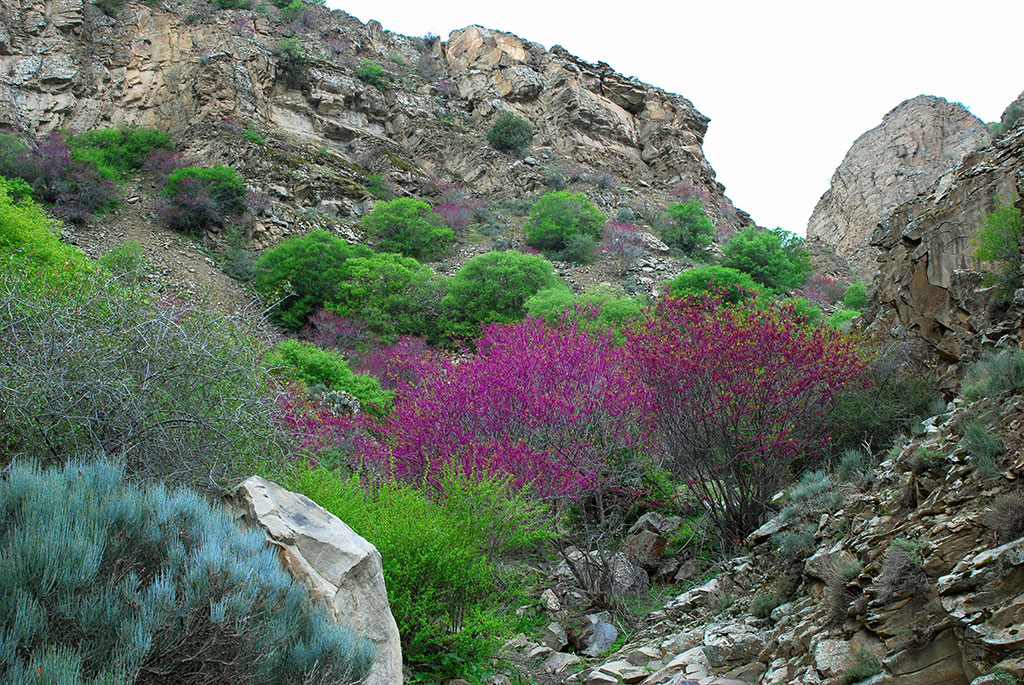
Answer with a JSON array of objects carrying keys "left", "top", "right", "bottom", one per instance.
[
  {"left": 359, "top": 317, "right": 654, "bottom": 500},
  {"left": 354, "top": 335, "right": 439, "bottom": 391},
  {"left": 627, "top": 293, "right": 868, "bottom": 540},
  {"left": 600, "top": 221, "right": 646, "bottom": 273}
]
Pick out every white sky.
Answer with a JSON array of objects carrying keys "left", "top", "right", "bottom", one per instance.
[{"left": 325, "top": 0, "right": 1024, "bottom": 235}]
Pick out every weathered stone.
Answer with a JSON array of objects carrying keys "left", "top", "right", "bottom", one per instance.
[
  {"left": 540, "top": 587, "right": 561, "bottom": 612},
  {"left": 225, "top": 476, "right": 402, "bottom": 685},
  {"left": 543, "top": 651, "right": 582, "bottom": 674},
  {"left": 882, "top": 628, "right": 967, "bottom": 684},
  {"left": 580, "top": 614, "right": 618, "bottom": 657},
  {"left": 702, "top": 622, "right": 767, "bottom": 668},
  {"left": 813, "top": 638, "right": 852, "bottom": 678},
  {"left": 541, "top": 621, "right": 569, "bottom": 652},
  {"left": 621, "top": 529, "right": 667, "bottom": 569},
  {"left": 807, "top": 95, "right": 992, "bottom": 279}
]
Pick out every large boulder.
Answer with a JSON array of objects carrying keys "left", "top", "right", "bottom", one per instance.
[{"left": 225, "top": 476, "right": 402, "bottom": 685}]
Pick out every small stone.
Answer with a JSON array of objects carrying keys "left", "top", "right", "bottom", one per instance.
[
  {"left": 543, "top": 651, "right": 582, "bottom": 674},
  {"left": 540, "top": 588, "right": 561, "bottom": 612}
]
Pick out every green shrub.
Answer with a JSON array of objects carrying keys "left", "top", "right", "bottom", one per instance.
[
  {"left": 751, "top": 593, "right": 782, "bottom": 619},
  {"left": 779, "top": 471, "right": 843, "bottom": 523},
  {"left": 721, "top": 226, "right": 812, "bottom": 290},
  {"left": 963, "top": 418, "right": 1001, "bottom": 478},
  {"left": 781, "top": 295, "right": 822, "bottom": 324},
  {"left": 963, "top": 348, "right": 1024, "bottom": 401},
  {"left": 973, "top": 201, "right": 1023, "bottom": 295},
  {"left": 660, "top": 200, "right": 713, "bottom": 255},
  {"left": 773, "top": 526, "right": 816, "bottom": 560},
  {"left": 327, "top": 250, "right": 447, "bottom": 344},
  {"left": 990, "top": 105, "right": 1024, "bottom": 138},
  {"left": 276, "top": 39, "right": 309, "bottom": 88},
  {"left": 669, "top": 265, "right": 759, "bottom": 303},
  {"left": 0, "top": 178, "right": 91, "bottom": 273},
  {"left": 254, "top": 229, "right": 372, "bottom": 330},
  {"left": 525, "top": 283, "right": 642, "bottom": 341},
  {"left": 486, "top": 112, "right": 533, "bottom": 154},
  {"left": 68, "top": 127, "right": 173, "bottom": 181},
  {"left": 836, "top": 448, "right": 865, "bottom": 483},
  {"left": 268, "top": 339, "right": 393, "bottom": 415},
  {"left": 557, "top": 233, "right": 599, "bottom": 264},
  {"left": 361, "top": 197, "right": 453, "bottom": 259},
  {"left": 524, "top": 191, "right": 605, "bottom": 252},
  {"left": 441, "top": 250, "right": 559, "bottom": 340},
  {"left": 98, "top": 241, "right": 151, "bottom": 285},
  {"left": 842, "top": 281, "right": 868, "bottom": 310},
  {"left": 827, "top": 308, "right": 861, "bottom": 330},
  {"left": 293, "top": 468, "right": 514, "bottom": 680},
  {"left": 158, "top": 165, "right": 247, "bottom": 234},
  {"left": 840, "top": 649, "right": 882, "bottom": 685},
  {"left": 356, "top": 59, "right": 388, "bottom": 88},
  {"left": 0, "top": 458, "right": 373, "bottom": 684}
]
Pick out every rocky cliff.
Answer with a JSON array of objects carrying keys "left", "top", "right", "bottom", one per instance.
[
  {"left": 807, "top": 96, "right": 991, "bottom": 281},
  {"left": 865, "top": 121, "right": 1024, "bottom": 389},
  {"left": 0, "top": 0, "right": 749, "bottom": 258}
]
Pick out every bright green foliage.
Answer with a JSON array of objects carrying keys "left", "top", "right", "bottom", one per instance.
[
  {"left": 441, "top": 250, "right": 559, "bottom": 340},
  {"left": 328, "top": 251, "right": 447, "bottom": 344},
  {"left": 669, "top": 265, "right": 759, "bottom": 303},
  {"left": 525, "top": 283, "right": 642, "bottom": 341},
  {"left": 294, "top": 468, "right": 512, "bottom": 680},
  {"left": 827, "top": 309, "right": 861, "bottom": 330},
  {"left": 68, "top": 127, "right": 172, "bottom": 181},
  {"left": 0, "top": 178, "right": 91, "bottom": 273},
  {"left": 973, "top": 201, "right": 1023, "bottom": 294},
  {"left": 361, "top": 197, "right": 453, "bottom": 259},
  {"left": 159, "top": 165, "right": 247, "bottom": 234},
  {"left": 721, "top": 226, "right": 812, "bottom": 290},
  {"left": 0, "top": 458, "right": 374, "bottom": 684},
  {"left": 268, "top": 339, "right": 393, "bottom": 415},
  {"left": 164, "top": 165, "right": 246, "bottom": 211},
  {"left": 486, "top": 112, "right": 533, "bottom": 154},
  {"left": 660, "top": 200, "right": 713, "bottom": 255},
  {"left": 276, "top": 39, "right": 309, "bottom": 87},
  {"left": 524, "top": 191, "right": 605, "bottom": 252},
  {"left": 356, "top": 60, "right": 388, "bottom": 88},
  {"left": 842, "top": 281, "right": 867, "bottom": 310},
  {"left": 780, "top": 296, "right": 822, "bottom": 324},
  {"left": 253, "top": 229, "right": 372, "bottom": 331}
]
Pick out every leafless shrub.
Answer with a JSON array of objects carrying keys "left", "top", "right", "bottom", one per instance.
[
  {"left": 985, "top": 493, "right": 1024, "bottom": 543},
  {"left": 826, "top": 554, "right": 863, "bottom": 623},
  {"left": 873, "top": 539, "right": 927, "bottom": 604}
]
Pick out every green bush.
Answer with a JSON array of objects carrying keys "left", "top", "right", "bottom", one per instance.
[
  {"left": 294, "top": 468, "right": 514, "bottom": 680},
  {"left": 328, "top": 251, "right": 447, "bottom": 344},
  {"left": 0, "top": 458, "right": 373, "bottom": 684},
  {"left": 486, "top": 112, "right": 533, "bottom": 154},
  {"left": 660, "top": 200, "right": 713, "bottom": 255},
  {"left": 840, "top": 649, "right": 882, "bottom": 685},
  {"left": 525, "top": 283, "right": 642, "bottom": 341},
  {"left": 557, "top": 233, "right": 599, "bottom": 264},
  {"left": 962, "top": 348, "right": 1024, "bottom": 401},
  {"left": 68, "top": 127, "right": 173, "bottom": 181},
  {"left": 827, "top": 309, "right": 861, "bottom": 330},
  {"left": 268, "top": 339, "right": 393, "bottom": 415},
  {"left": 98, "top": 241, "right": 151, "bottom": 285},
  {"left": 524, "top": 191, "right": 605, "bottom": 252},
  {"left": 990, "top": 105, "right": 1024, "bottom": 138},
  {"left": 158, "top": 165, "right": 247, "bottom": 234},
  {"left": 973, "top": 201, "right": 1023, "bottom": 295},
  {"left": 276, "top": 39, "right": 309, "bottom": 88},
  {"left": 721, "top": 226, "right": 812, "bottom": 290},
  {"left": 441, "top": 250, "right": 559, "bottom": 340},
  {"left": 0, "top": 178, "right": 91, "bottom": 273},
  {"left": 751, "top": 593, "right": 782, "bottom": 619},
  {"left": 356, "top": 60, "right": 388, "bottom": 89},
  {"left": 780, "top": 296, "right": 822, "bottom": 324},
  {"left": 254, "top": 229, "right": 372, "bottom": 331},
  {"left": 669, "top": 265, "right": 759, "bottom": 303},
  {"left": 842, "top": 281, "right": 868, "bottom": 310},
  {"left": 361, "top": 197, "right": 453, "bottom": 259}
]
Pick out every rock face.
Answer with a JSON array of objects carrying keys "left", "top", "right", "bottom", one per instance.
[
  {"left": 225, "top": 476, "right": 402, "bottom": 685},
  {"left": 807, "top": 96, "right": 991, "bottom": 280},
  {"left": 0, "top": 0, "right": 749, "bottom": 251},
  {"left": 866, "top": 122, "right": 1024, "bottom": 387}
]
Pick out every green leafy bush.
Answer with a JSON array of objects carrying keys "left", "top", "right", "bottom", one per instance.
[
  {"left": 294, "top": 468, "right": 513, "bottom": 680},
  {"left": 68, "top": 127, "right": 173, "bottom": 181},
  {"left": 524, "top": 191, "right": 605, "bottom": 252},
  {"left": 0, "top": 178, "right": 91, "bottom": 273},
  {"left": 0, "top": 458, "right": 373, "bottom": 684},
  {"left": 721, "top": 226, "right": 812, "bottom": 290},
  {"left": 328, "top": 251, "right": 447, "bottom": 344},
  {"left": 842, "top": 281, "right": 868, "bottom": 310},
  {"left": 990, "top": 105, "right": 1024, "bottom": 138},
  {"left": 268, "top": 339, "right": 393, "bottom": 415},
  {"left": 361, "top": 197, "right": 453, "bottom": 259},
  {"left": 660, "top": 200, "right": 713, "bottom": 255},
  {"left": 668, "top": 265, "right": 759, "bottom": 303},
  {"left": 557, "top": 233, "right": 599, "bottom": 264},
  {"left": 525, "top": 283, "right": 642, "bottom": 341},
  {"left": 827, "top": 309, "right": 861, "bottom": 330},
  {"left": 98, "top": 241, "right": 151, "bottom": 285},
  {"left": 973, "top": 201, "right": 1023, "bottom": 295},
  {"left": 276, "top": 39, "right": 309, "bottom": 88},
  {"left": 254, "top": 229, "right": 372, "bottom": 331},
  {"left": 356, "top": 59, "right": 388, "bottom": 88},
  {"left": 157, "top": 165, "right": 247, "bottom": 234},
  {"left": 840, "top": 649, "right": 882, "bottom": 685},
  {"left": 441, "top": 250, "right": 559, "bottom": 340},
  {"left": 486, "top": 112, "right": 533, "bottom": 154}
]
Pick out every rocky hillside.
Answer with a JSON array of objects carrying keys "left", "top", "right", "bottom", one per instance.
[
  {"left": 865, "top": 115, "right": 1024, "bottom": 390},
  {"left": 807, "top": 96, "right": 991, "bottom": 281},
  {"left": 0, "top": 0, "right": 749, "bottom": 292}
]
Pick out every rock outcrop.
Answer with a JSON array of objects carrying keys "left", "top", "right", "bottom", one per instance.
[
  {"left": 225, "top": 476, "right": 402, "bottom": 685},
  {"left": 807, "top": 96, "right": 991, "bottom": 280},
  {"left": 866, "top": 122, "right": 1024, "bottom": 387},
  {"left": 0, "top": 0, "right": 749, "bottom": 252}
]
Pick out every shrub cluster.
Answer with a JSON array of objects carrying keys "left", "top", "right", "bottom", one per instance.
[
  {"left": 721, "top": 226, "right": 812, "bottom": 291},
  {"left": 486, "top": 112, "right": 533, "bottom": 154},
  {"left": 268, "top": 339, "right": 393, "bottom": 416},
  {"left": 67, "top": 127, "right": 173, "bottom": 181},
  {"left": 156, "top": 164, "right": 247, "bottom": 235},
  {"left": 0, "top": 458, "right": 373, "bottom": 684},
  {"left": 356, "top": 59, "right": 388, "bottom": 88},
  {"left": 524, "top": 191, "right": 606, "bottom": 254},
  {"left": 669, "top": 265, "right": 759, "bottom": 303},
  {"left": 973, "top": 200, "right": 1023, "bottom": 295},
  {"left": 660, "top": 199, "right": 713, "bottom": 255},
  {"left": 361, "top": 197, "right": 453, "bottom": 259}
]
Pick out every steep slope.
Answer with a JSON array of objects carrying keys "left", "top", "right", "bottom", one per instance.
[
  {"left": 807, "top": 96, "right": 991, "bottom": 281},
  {"left": 0, "top": 0, "right": 749, "bottom": 268}
]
